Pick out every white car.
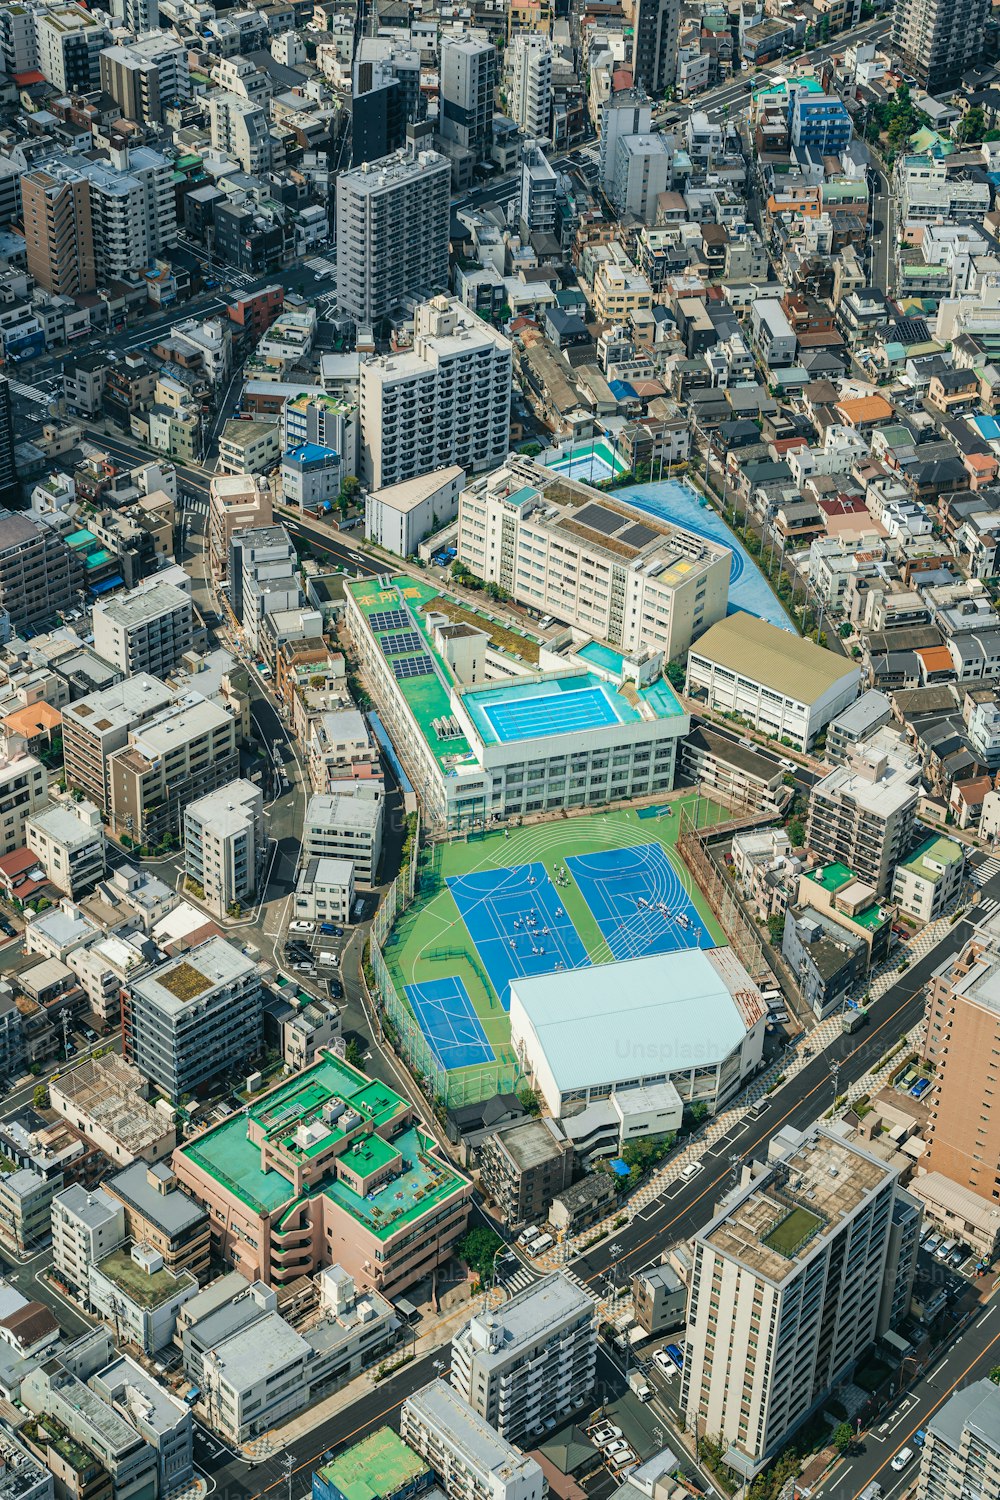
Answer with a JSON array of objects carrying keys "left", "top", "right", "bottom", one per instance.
[
  {"left": 654, "top": 1349, "right": 676, "bottom": 1374},
  {"left": 604, "top": 1441, "right": 630, "bottom": 1458},
  {"left": 591, "top": 1425, "right": 622, "bottom": 1446},
  {"left": 681, "top": 1161, "right": 703, "bottom": 1181},
  {"left": 610, "top": 1451, "right": 638, "bottom": 1470},
  {"left": 891, "top": 1448, "right": 914, "bottom": 1473},
  {"left": 289, "top": 920, "right": 315, "bottom": 933}
]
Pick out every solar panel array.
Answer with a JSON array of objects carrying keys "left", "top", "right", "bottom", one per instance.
[
  {"left": 369, "top": 608, "right": 411, "bottom": 632},
  {"left": 380, "top": 629, "right": 423, "bottom": 655},
  {"left": 391, "top": 653, "right": 435, "bottom": 680}
]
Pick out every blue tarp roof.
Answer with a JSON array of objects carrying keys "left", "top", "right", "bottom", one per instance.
[
  {"left": 972, "top": 414, "right": 1000, "bottom": 441},
  {"left": 609, "top": 379, "right": 637, "bottom": 400},
  {"left": 89, "top": 575, "right": 123, "bottom": 595},
  {"left": 609, "top": 1158, "right": 631, "bottom": 1178}
]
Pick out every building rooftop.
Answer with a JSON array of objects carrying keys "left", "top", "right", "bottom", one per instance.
[
  {"left": 25, "top": 902, "right": 98, "bottom": 951},
  {"left": 106, "top": 1161, "right": 207, "bottom": 1238},
  {"left": 95, "top": 1245, "right": 195, "bottom": 1308},
  {"left": 53, "top": 1183, "right": 121, "bottom": 1232},
  {"left": 95, "top": 582, "right": 190, "bottom": 631},
  {"left": 205, "top": 1309, "right": 308, "bottom": 1393},
  {"left": 701, "top": 1126, "right": 894, "bottom": 1284},
  {"left": 509, "top": 948, "right": 765, "bottom": 1096},
  {"left": 928, "top": 1378, "right": 1000, "bottom": 1456},
  {"left": 368, "top": 466, "right": 465, "bottom": 515},
  {"left": 317, "top": 1427, "right": 431, "bottom": 1500},
  {"left": 305, "top": 793, "right": 381, "bottom": 833},
  {"left": 460, "top": 1272, "right": 594, "bottom": 1363},
  {"left": 132, "top": 937, "right": 256, "bottom": 1015},
  {"left": 690, "top": 612, "right": 858, "bottom": 704},
  {"left": 64, "top": 675, "right": 176, "bottom": 738},
  {"left": 898, "top": 834, "right": 964, "bottom": 883},
  {"left": 404, "top": 1379, "right": 542, "bottom": 1483}
]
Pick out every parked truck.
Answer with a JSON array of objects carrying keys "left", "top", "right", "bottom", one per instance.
[
  {"left": 628, "top": 1371, "right": 653, "bottom": 1403},
  {"left": 842, "top": 1006, "right": 869, "bottom": 1034}
]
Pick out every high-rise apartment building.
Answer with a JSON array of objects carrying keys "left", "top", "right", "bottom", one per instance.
[
  {"left": 110, "top": 0, "right": 159, "bottom": 29},
  {"left": 922, "top": 927, "right": 1000, "bottom": 1202},
  {"left": 0, "top": 2, "right": 37, "bottom": 76},
  {"left": 21, "top": 164, "right": 95, "bottom": 296},
  {"left": 76, "top": 148, "right": 176, "bottom": 283},
  {"left": 208, "top": 474, "right": 273, "bottom": 577},
  {"left": 0, "top": 752, "right": 48, "bottom": 859},
  {"left": 123, "top": 937, "right": 262, "bottom": 1102},
  {"left": 108, "top": 697, "right": 239, "bottom": 846},
  {"left": 599, "top": 88, "right": 653, "bottom": 196},
  {"left": 359, "top": 296, "right": 511, "bottom": 490},
  {"left": 92, "top": 580, "right": 194, "bottom": 680},
  {"left": 335, "top": 148, "right": 451, "bottom": 329},
  {"left": 209, "top": 92, "right": 272, "bottom": 174},
  {"left": 63, "top": 675, "right": 176, "bottom": 813},
  {"left": 631, "top": 0, "right": 681, "bottom": 92},
  {"left": 0, "top": 379, "right": 15, "bottom": 508},
  {"left": 519, "top": 145, "right": 557, "bottom": 235},
  {"left": 806, "top": 737, "right": 921, "bottom": 897},
  {"left": 439, "top": 37, "right": 497, "bottom": 160},
  {"left": 681, "top": 1125, "right": 913, "bottom": 1477},
  {"left": 183, "top": 779, "right": 263, "bottom": 920},
  {"left": 451, "top": 1274, "right": 597, "bottom": 1449},
  {"left": 0, "top": 510, "right": 84, "bottom": 631},
  {"left": 100, "top": 33, "right": 189, "bottom": 125},
  {"left": 35, "top": 5, "right": 110, "bottom": 92},
  {"left": 510, "top": 33, "right": 552, "bottom": 140},
  {"left": 891, "top": 0, "right": 989, "bottom": 94},
  {"left": 918, "top": 1380, "right": 1000, "bottom": 1500}
]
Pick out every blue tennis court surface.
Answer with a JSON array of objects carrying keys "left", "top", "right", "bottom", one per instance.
[
  {"left": 447, "top": 862, "right": 590, "bottom": 1008},
  {"left": 404, "top": 976, "right": 496, "bottom": 1071},
  {"left": 567, "top": 843, "right": 712, "bottom": 960}
]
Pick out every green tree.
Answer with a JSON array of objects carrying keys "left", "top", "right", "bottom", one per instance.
[
  {"left": 833, "top": 1423, "right": 853, "bottom": 1453},
  {"left": 666, "top": 659, "right": 686, "bottom": 690},
  {"left": 787, "top": 817, "right": 806, "bottom": 847},
  {"left": 960, "top": 106, "right": 987, "bottom": 143},
  {"left": 990, "top": 1365, "right": 1000, "bottom": 1385},
  {"left": 767, "top": 913, "right": 786, "bottom": 945},
  {"left": 33, "top": 1085, "right": 49, "bottom": 1110},
  {"left": 455, "top": 1226, "right": 505, "bottom": 1281},
  {"left": 517, "top": 1084, "right": 541, "bottom": 1116},
  {"left": 345, "top": 1038, "right": 365, "bottom": 1070}
]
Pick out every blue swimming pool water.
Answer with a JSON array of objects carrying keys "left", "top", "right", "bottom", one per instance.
[
  {"left": 577, "top": 640, "right": 626, "bottom": 674},
  {"left": 612, "top": 479, "right": 796, "bottom": 633},
  {"left": 473, "top": 682, "right": 623, "bottom": 744}
]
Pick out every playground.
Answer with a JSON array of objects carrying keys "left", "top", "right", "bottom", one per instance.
[{"left": 385, "top": 797, "right": 726, "bottom": 1092}]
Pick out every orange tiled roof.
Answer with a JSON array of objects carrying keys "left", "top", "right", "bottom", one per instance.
[
  {"left": 834, "top": 394, "right": 894, "bottom": 424},
  {"left": 3, "top": 702, "right": 62, "bottom": 736}
]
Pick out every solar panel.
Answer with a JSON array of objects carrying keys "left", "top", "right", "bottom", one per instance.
[
  {"left": 381, "top": 630, "right": 423, "bottom": 655},
  {"left": 370, "top": 608, "right": 411, "bottom": 631},
  {"left": 619, "top": 522, "right": 658, "bottom": 548},
  {"left": 575, "top": 502, "right": 623, "bottom": 535},
  {"left": 391, "top": 654, "right": 435, "bottom": 680}
]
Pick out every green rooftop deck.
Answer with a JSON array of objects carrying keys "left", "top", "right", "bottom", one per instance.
[
  {"left": 324, "top": 1125, "right": 465, "bottom": 1241},
  {"left": 803, "top": 863, "right": 890, "bottom": 931},
  {"left": 900, "top": 834, "right": 964, "bottom": 884},
  {"left": 97, "top": 1248, "right": 187, "bottom": 1308},
  {"left": 317, "top": 1427, "right": 430, "bottom": 1500}
]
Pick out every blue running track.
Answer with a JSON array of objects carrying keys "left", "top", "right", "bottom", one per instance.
[{"left": 566, "top": 842, "right": 711, "bottom": 960}]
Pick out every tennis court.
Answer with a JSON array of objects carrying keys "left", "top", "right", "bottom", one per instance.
[
  {"left": 404, "top": 975, "right": 496, "bottom": 1071},
  {"left": 567, "top": 842, "right": 712, "bottom": 960},
  {"left": 447, "top": 861, "right": 591, "bottom": 1009}
]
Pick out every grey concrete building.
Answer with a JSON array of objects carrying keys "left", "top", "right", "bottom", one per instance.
[
  {"left": 477, "top": 1117, "right": 574, "bottom": 1229},
  {"left": 0, "top": 510, "right": 84, "bottom": 632}
]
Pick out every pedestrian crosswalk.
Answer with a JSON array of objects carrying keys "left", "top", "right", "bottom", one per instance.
[
  {"left": 180, "top": 492, "right": 209, "bottom": 517},
  {"left": 975, "top": 895, "right": 1000, "bottom": 920},
  {"left": 499, "top": 1265, "right": 536, "bottom": 1296},
  {"left": 972, "top": 857, "right": 1000, "bottom": 886}
]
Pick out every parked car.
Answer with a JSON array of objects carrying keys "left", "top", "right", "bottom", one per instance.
[
  {"left": 654, "top": 1349, "right": 676, "bottom": 1373},
  {"left": 590, "top": 1425, "right": 622, "bottom": 1446},
  {"left": 319, "top": 923, "right": 343, "bottom": 936},
  {"left": 517, "top": 1225, "right": 541, "bottom": 1248},
  {"left": 604, "top": 1441, "right": 631, "bottom": 1458},
  {"left": 289, "top": 920, "right": 315, "bottom": 933},
  {"left": 910, "top": 1077, "right": 932, "bottom": 1100},
  {"left": 664, "top": 1343, "right": 685, "bottom": 1371},
  {"left": 681, "top": 1162, "right": 703, "bottom": 1181},
  {"left": 293, "top": 961, "right": 315, "bottom": 973},
  {"left": 326, "top": 979, "right": 343, "bottom": 999}
]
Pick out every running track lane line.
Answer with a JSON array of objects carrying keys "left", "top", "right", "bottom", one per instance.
[
  {"left": 570, "top": 971, "right": 940, "bottom": 1285},
  {"left": 849, "top": 1320, "right": 1000, "bottom": 1500}
]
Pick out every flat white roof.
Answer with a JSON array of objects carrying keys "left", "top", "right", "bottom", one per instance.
[{"left": 511, "top": 948, "right": 763, "bottom": 1095}]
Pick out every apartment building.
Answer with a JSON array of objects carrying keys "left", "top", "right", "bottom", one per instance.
[
  {"left": 303, "top": 793, "right": 383, "bottom": 885},
  {"left": 402, "top": 1380, "right": 546, "bottom": 1500},
  {"left": 891, "top": 0, "right": 989, "bottom": 93},
  {"left": 63, "top": 675, "right": 175, "bottom": 813},
  {"left": 360, "top": 297, "right": 510, "bottom": 490},
  {"left": 510, "top": 33, "right": 552, "bottom": 140},
  {"left": 21, "top": 164, "right": 95, "bottom": 297},
  {"left": 123, "top": 937, "right": 262, "bottom": 1103},
  {"left": 519, "top": 145, "right": 557, "bottom": 235},
  {"left": 208, "top": 473, "right": 273, "bottom": 577},
  {"left": 21, "top": 1354, "right": 158, "bottom": 1500},
  {"left": 457, "top": 461, "right": 729, "bottom": 661},
  {"left": 917, "top": 1380, "right": 1000, "bottom": 1500},
  {"left": 807, "top": 738, "right": 921, "bottom": 897},
  {"left": 172, "top": 1049, "right": 471, "bottom": 1296},
  {"left": 209, "top": 92, "right": 273, "bottom": 175},
  {"left": 0, "top": 509, "right": 84, "bottom": 631},
  {"left": 451, "top": 1274, "right": 597, "bottom": 1448},
  {"left": 99, "top": 32, "right": 189, "bottom": 124},
  {"left": 51, "top": 1184, "right": 126, "bottom": 1296},
  {"left": 35, "top": 5, "right": 110, "bottom": 92},
  {"left": 108, "top": 696, "right": 239, "bottom": 846},
  {"left": 0, "top": 752, "right": 48, "bottom": 859},
  {"left": 92, "top": 581, "right": 193, "bottom": 680},
  {"left": 25, "top": 800, "right": 106, "bottom": 897},
  {"left": 183, "top": 779, "right": 263, "bottom": 919},
  {"left": 439, "top": 37, "right": 497, "bottom": 160},
  {"left": 89, "top": 1242, "right": 198, "bottom": 1355},
  {"left": 686, "top": 613, "right": 860, "bottom": 752},
  {"left": 104, "top": 1160, "right": 210, "bottom": 1280},
  {"left": 75, "top": 148, "right": 176, "bottom": 284},
  {"left": 477, "top": 1117, "right": 574, "bottom": 1229},
  {"left": 335, "top": 148, "right": 452, "bottom": 328},
  {"left": 922, "top": 928, "right": 1000, "bottom": 1202},
  {"left": 681, "top": 1125, "right": 913, "bottom": 1477}
]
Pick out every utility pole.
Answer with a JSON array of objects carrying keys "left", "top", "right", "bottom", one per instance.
[{"left": 281, "top": 1453, "right": 295, "bottom": 1500}]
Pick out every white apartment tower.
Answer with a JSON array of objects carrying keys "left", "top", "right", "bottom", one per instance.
[
  {"left": 360, "top": 297, "right": 511, "bottom": 490},
  {"left": 510, "top": 33, "right": 552, "bottom": 141},
  {"left": 335, "top": 148, "right": 452, "bottom": 329},
  {"left": 681, "top": 1125, "right": 915, "bottom": 1478},
  {"left": 451, "top": 1274, "right": 597, "bottom": 1449},
  {"left": 599, "top": 88, "right": 652, "bottom": 196},
  {"left": 209, "top": 93, "right": 273, "bottom": 175},
  {"left": 76, "top": 147, "right": 176, "bottom": 282},
  {"left": 401, "top": 1380, "right": 546, "bottom": 1500},
  {"left": 92, "top": 581, "right": 194, "bottom": 681},
  {"left": 35, "top": 6, "right": 110, "bottom": 93},
  {"left": 439, "top": 37, "right": 497, "bottom": 160},
  {"left": 183, "top": 779, "right": 264, "bottom": 920}
]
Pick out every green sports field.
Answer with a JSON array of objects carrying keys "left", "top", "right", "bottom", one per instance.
[{"left": 382, "top": 796, "right": 727, "bottom": 1094}]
